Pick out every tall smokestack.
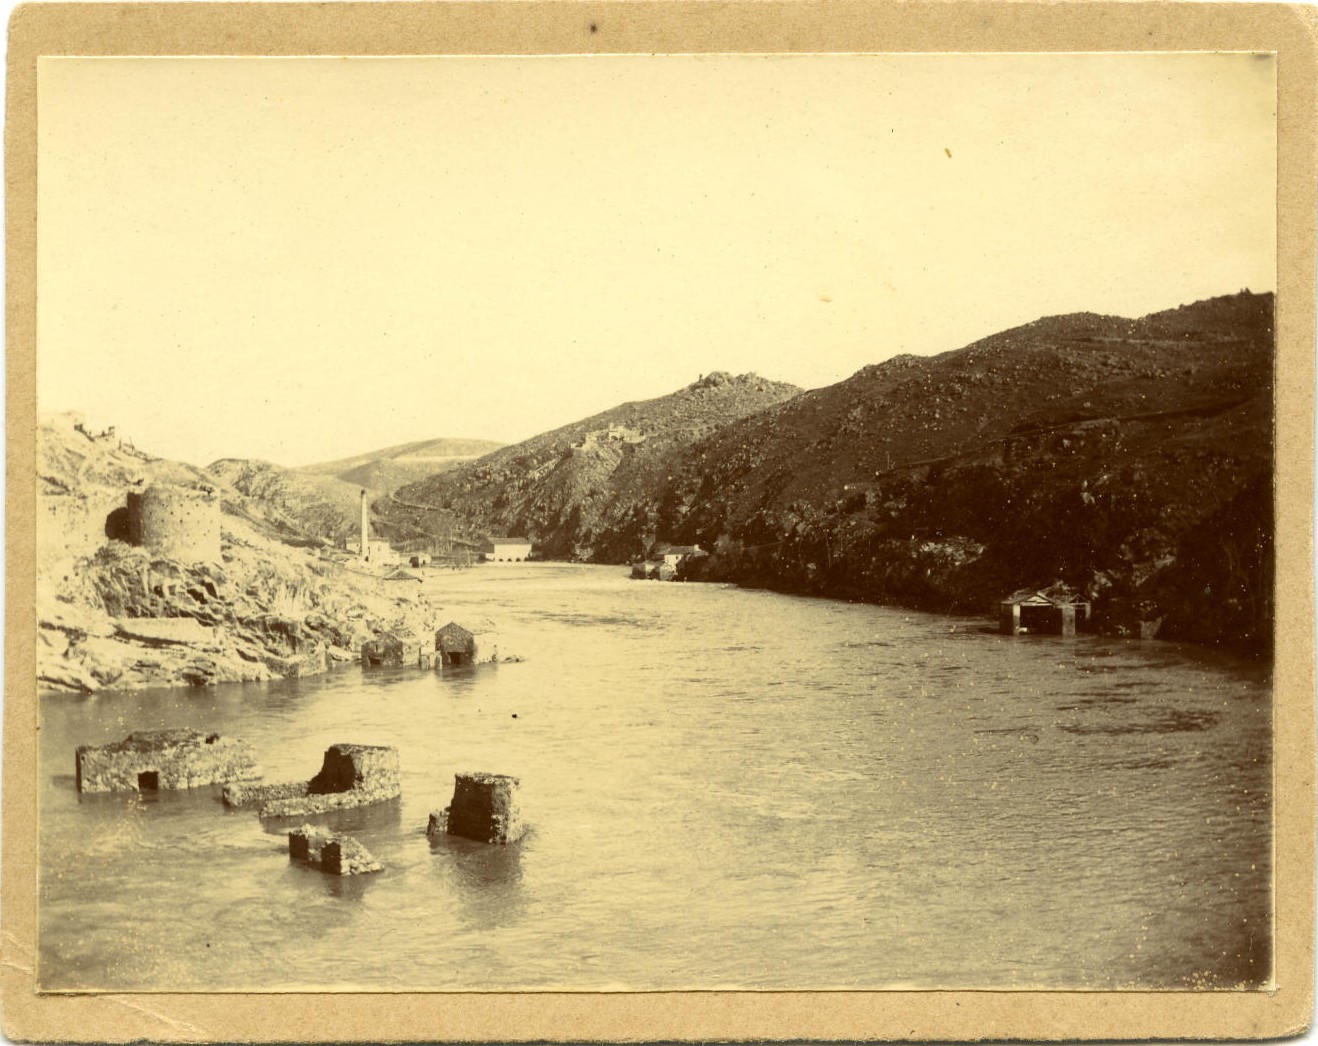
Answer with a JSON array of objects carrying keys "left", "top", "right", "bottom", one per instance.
[{"left": 360, "top": 489, "right": 369, "bottom": 561}]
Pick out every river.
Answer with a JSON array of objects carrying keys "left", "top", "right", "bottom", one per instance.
[{"left": 37, "top": 564, "right": 1272, "bottom": 992}]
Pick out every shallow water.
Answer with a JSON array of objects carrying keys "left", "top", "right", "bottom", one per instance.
[{"left": 38, "top": 564, "right": 1272, "bottom": 991}]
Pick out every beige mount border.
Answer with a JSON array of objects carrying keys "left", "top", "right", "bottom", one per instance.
[{"left": 5, "top": 2, "right": 1315, "bottom": 1041}]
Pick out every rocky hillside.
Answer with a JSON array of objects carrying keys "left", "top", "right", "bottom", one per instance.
[
  {"left": 661, "top": 292, "right": 1274, "bottom": 655},
  {"left": 298, "top": 436, "right": 504, "bottom": 495},
  {"left": 38, "top": 422, "right": 442, "bottom": 693},
  {"left": 207, "top": 458, "right": 362, "bottom": 546},
  {"left": 379, "top": 372, "right": 802, "bottom": 561}
]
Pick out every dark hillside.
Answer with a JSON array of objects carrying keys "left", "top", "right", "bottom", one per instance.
[{"left": 662, "top": 291, "right": 1273, "bottom": 654}]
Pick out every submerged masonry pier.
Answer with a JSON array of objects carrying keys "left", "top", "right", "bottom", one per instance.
[
  {"left": 429, "top": 772, "right": 525, "bottom": 845},
  {"left": 223, "top": 743, "right": 400, "bottom": 818},
  {"left": 76, "top": 729, "right": 257, "bottom": 794},
  {"left": 288, "top": 824, "right": 382, "bottom": 876}
]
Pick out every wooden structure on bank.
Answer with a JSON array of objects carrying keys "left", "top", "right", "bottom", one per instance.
[{"left": 999, "top": 589, "right": 1091, "bottom": 637}]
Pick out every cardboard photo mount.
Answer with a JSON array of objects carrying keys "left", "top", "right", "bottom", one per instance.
[{"left": 4, "top": 2, "right": 1315, "bottom": 1042}]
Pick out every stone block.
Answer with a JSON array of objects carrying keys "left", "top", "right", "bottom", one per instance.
[
  {"left": 440, "top": 772, "right": 524, "bottom": 844},
  {"left": 288, "top": 824, "right": 381, "bottom": 876}
]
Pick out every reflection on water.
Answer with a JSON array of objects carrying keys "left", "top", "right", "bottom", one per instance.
[
  {"left": 431, "top": 832, "right": 528, "bottom": 931},
  {"left": 38, "top": 565, "right": 1272, "bottom": 992}
]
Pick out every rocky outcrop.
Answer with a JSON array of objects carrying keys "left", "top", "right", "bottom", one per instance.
[
  {"left": 37, "top": 420, "right": 443, "bottom": 693},
  {"left": 75, "top": 729, "right": 258, "bottom": 794}
]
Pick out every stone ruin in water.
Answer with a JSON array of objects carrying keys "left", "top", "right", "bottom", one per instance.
[
  {"left": 223, "top": 743, "right": 400, "bottom": 818},
  {"left": 75, "top": 729, "right": 258, "bottom": 794},
  {"left": 288, "top": 824, "right": 382, "bottom": 876},
  {"left": 428, "top": 772, "right": 525, "bottom": 845}
]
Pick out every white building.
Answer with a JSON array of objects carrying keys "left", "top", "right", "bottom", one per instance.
[{"left": 485, "top": 538, "right": 533, "bottom": 562}]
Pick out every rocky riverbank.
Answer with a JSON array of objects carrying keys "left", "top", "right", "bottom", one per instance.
[{"left": 37, "top": 419, "right": 440, "bottom": 694}]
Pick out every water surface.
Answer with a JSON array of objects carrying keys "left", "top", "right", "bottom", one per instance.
[{"left": 38, "top": 564, "right": 1271, "bottom": 991}]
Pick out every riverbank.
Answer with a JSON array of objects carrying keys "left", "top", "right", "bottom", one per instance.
[
  {"left": 39, "top": 531, "right": 442, "bottom": 693},
  {"left": 37, "top": 419, "right": 444, "bottom": 694}
]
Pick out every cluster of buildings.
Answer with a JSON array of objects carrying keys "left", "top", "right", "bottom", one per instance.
[
  {"left": 631, "top": 543, "right": 708, "bottom": 581},
  {"left": 350, "top": 491, "right": 533, "bottom": 567}
]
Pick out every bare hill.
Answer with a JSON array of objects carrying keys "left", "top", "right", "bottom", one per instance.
[
  {"left": 206, "top": 458, "right": 364, "bottom": 546},
  {"left": 298, "top": 436, "right": 504, "bottom": 495},
  {"left": 379, "top": 372, "right": 802, "bottom": 560}
]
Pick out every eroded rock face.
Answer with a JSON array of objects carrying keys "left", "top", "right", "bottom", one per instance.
[
  {"left": 430, "top": 772, "right": 524, "bottom": 845},
  {"left": 75, "top": 729, "right": 258, "bottom": 794},
  {"left": 288, "top": 824, "right": 382, "bottom": 876},
  {"left": 223, "top": 744, "right": 400, "bottom": 818}
]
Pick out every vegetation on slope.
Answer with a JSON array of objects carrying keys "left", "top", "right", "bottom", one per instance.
[
  {"left": 663, "top": 292, "right": 1273, "bottom": 654},
  {"left": 207, "top": 458, "right": 363, "bottom": 546}
]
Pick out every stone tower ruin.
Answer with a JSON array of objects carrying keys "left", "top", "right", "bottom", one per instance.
[{"left": 114, "top": 485, "right": 222, "bottom": 564}]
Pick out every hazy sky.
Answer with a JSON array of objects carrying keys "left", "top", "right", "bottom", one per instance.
[{"left": 37, "top": 53, "right": 1276, "bottom": 468}]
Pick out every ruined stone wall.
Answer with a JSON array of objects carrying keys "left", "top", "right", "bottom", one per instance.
[
  {"left": 309, "top": 744, "right": 400, "bottom": 796},
  {"left": 75, "top": 729, "right": 258, "bottom": 793},
  {"left": 128, "top": 486, "right": 221, "bottom": 564},
  {"left": 39, "top": 493, "right": 121, "bottom": 567},
  {"left": 223, "top": 743, "right": 401, "bottom": 818}
]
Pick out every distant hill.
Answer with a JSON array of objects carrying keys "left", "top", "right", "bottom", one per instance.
[
  {"left": 378, "top": 372, "right": 803, "bottom": 561},
  {"left": 206, "top": 459, "right": 363, "bottom": 546},
  {"left": 298, "top": 436, "right": 504, "bottom": 495},
  {"left": 661, "top": 291, "right": 1274, "bottom": 654}
]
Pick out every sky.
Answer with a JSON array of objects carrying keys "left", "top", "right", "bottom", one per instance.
[{"left": 36, "top": 52, "right": 1276, "bottom": 468}]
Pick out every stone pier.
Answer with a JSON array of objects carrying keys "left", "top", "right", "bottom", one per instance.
[
  {"left": 428, "top": 772, "right": 524, "bottom": 844},
  {"left": 75, "top": 729, "right": 258, "bottom": 794},
  {"left": 223, "top": 743, "right": 400, "bottom": 818},
  {"left": 288, "top": 824, "right": 382, "bottom": 875}
]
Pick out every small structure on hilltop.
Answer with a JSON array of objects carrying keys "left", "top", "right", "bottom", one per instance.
[
  {"left": 428, "top": 772, "right": 525, "bottom": 845},
  {"left": 223, "top": 743, "right": 401, "bottom": 818},
  {"left": 484, "top": 538, "right": 532, "bottom": 562},
  {"left": 76, "top": 729, "right": 258, "bottom": 794},
  {"left": 999, "top": 588, "right": 1091, "bottom": 637},
  {"left": 288, "top": 824, "right": 382, "bottom": 876}
]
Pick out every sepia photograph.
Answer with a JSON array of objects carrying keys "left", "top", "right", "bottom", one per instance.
[{"left": 5, "top": 2, "right": 1315, "bottom": 1041}]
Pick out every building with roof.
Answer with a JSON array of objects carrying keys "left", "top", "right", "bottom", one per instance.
[{"left": 999, "top": 589, "right": 1091, "bottom": 637}]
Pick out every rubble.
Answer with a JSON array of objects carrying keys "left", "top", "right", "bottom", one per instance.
[{"left": 288, "top": 824, "right": 382, "bottom": 876}]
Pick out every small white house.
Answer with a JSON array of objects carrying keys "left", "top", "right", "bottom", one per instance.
[
  {"left": 486, "top": 538, "right": 533, "bottom": 562},
  {"left": 655, "top": 544, "right": 706, "bottom": 569}
]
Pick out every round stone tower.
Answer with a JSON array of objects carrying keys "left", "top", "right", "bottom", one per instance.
[{"left": 126, "top": 485, "right": 221, "bottom": 564}]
